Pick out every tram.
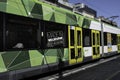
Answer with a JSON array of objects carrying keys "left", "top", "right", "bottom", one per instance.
[{"left": 0, "top": 0, "right": 120, "bottom": 80}]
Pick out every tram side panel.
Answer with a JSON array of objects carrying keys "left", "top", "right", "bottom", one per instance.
[
  {"left": 89, "top": 20, "right": 120, "bottom": 57},
  {"left": 1, "top": 12, "right": 120, "bottom": 80},
  {"left": 0, "top": 12, "right": 70, "bottom": 79},
  {"left": 103, "top": 24, "right": 120, "bottom": 56}
]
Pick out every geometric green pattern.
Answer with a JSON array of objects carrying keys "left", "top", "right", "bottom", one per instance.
[
  {"left": 29, "top": 50, "right": 43, "bottom": 67},
  {"left": 62, "top": 48, "right": 69, "bottom": 61},
  {"left": 82, "top": 18, "right": 91, "bottom": 28},
  {"left": 2, "top": 51, "right": 31, "bottom": 71},
  {"left": 0, "top": 0, "right": 91, "bottom": 27},
  {"left": 0, "top": 48, "right": 68, "bottom": 72},
  {"left": 0, "top": 53, "right": 7, "bottom": 72}
]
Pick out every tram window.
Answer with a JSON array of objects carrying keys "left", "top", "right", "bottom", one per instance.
[
  {"left": 112, "top": 34, "right": 117, "bottom": 45},
  {"left": 0, "top": 13, "right": 3, "bottom": 51},
  {"left": 104, "top": 32, "right": 107, "bottom": 45},
  {"left": 6, "top": 15, "right": 39, "bottom": 50},
  {"left": 44, "top": 21, "right": 68, "bottom": 48},
  {"left": 83, "top": 28, "right": 91, "bottom": 47}
]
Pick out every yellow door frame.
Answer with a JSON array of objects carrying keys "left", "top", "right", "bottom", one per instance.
[
  {"left": 76, "top": 27, "right": 83, "bottom": 63},
  {"left": 96, "top": 31, "right": 100, "bottom": 58},
  {"left": 92, "top": 30, "right": 100, "bottom": 59},
  {"left": 68, "top": 26, "right": 76, "bottom": 64},
  {"left": 68, "top": 26, "right": 83, "bottom": 64}
]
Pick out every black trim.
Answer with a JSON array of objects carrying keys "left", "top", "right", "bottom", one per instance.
[
  {"left": 3, "top": 13, "right": 6, "bottom": 51},
  {"left": 0, "top": 12, "right": 4, "bottom": 51}
]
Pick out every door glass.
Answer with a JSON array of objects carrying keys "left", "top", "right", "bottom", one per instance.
[
  {"left": 77, "top": 31, "right": 81, "bottom": 46},
  {"left": 93, "top": 47, "right": 96, "bottom": 55},
  {"left": 70, "top": 30, "right": 74, "bottom": 46},
  {"left": 118, "top": 36, "right": 120, "bottom": 51},
  {"left": 78, "top": 48, "right": 81, "bottom": 58},
  {"left": 97, "top": 33, "right": 100, "bottom": 45},
  {"left": 93, "top": 33, "right": 95, "bottom": 45},
  {"left": 97, "top": 47, "right": 99, "bottom": 54},
  {"left": 118, "top": 36, "right": 120, "bottom": 44},
  {"left": 71, "top": 48, "right": 75, "bottom": 59},
  {"left": 119, "top": 46, "right": 120, "bottom": 50},
  {"left": 119, "top": 37, "right": 120, "bottom": 44}
]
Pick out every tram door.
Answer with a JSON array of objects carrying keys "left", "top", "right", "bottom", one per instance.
[
  {"left": 68, "top": 26, "right": 83, "bottom": 64},
  {"left": 92, "top": 30, "right": 100, "bottom": 59},
  {"left": 117, "top": 34, "right": 120, "bottom": 53}
]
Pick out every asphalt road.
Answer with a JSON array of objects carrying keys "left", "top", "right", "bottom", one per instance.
[{"left": 38, "top": 55, "right": 120, "bottom": 80}]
